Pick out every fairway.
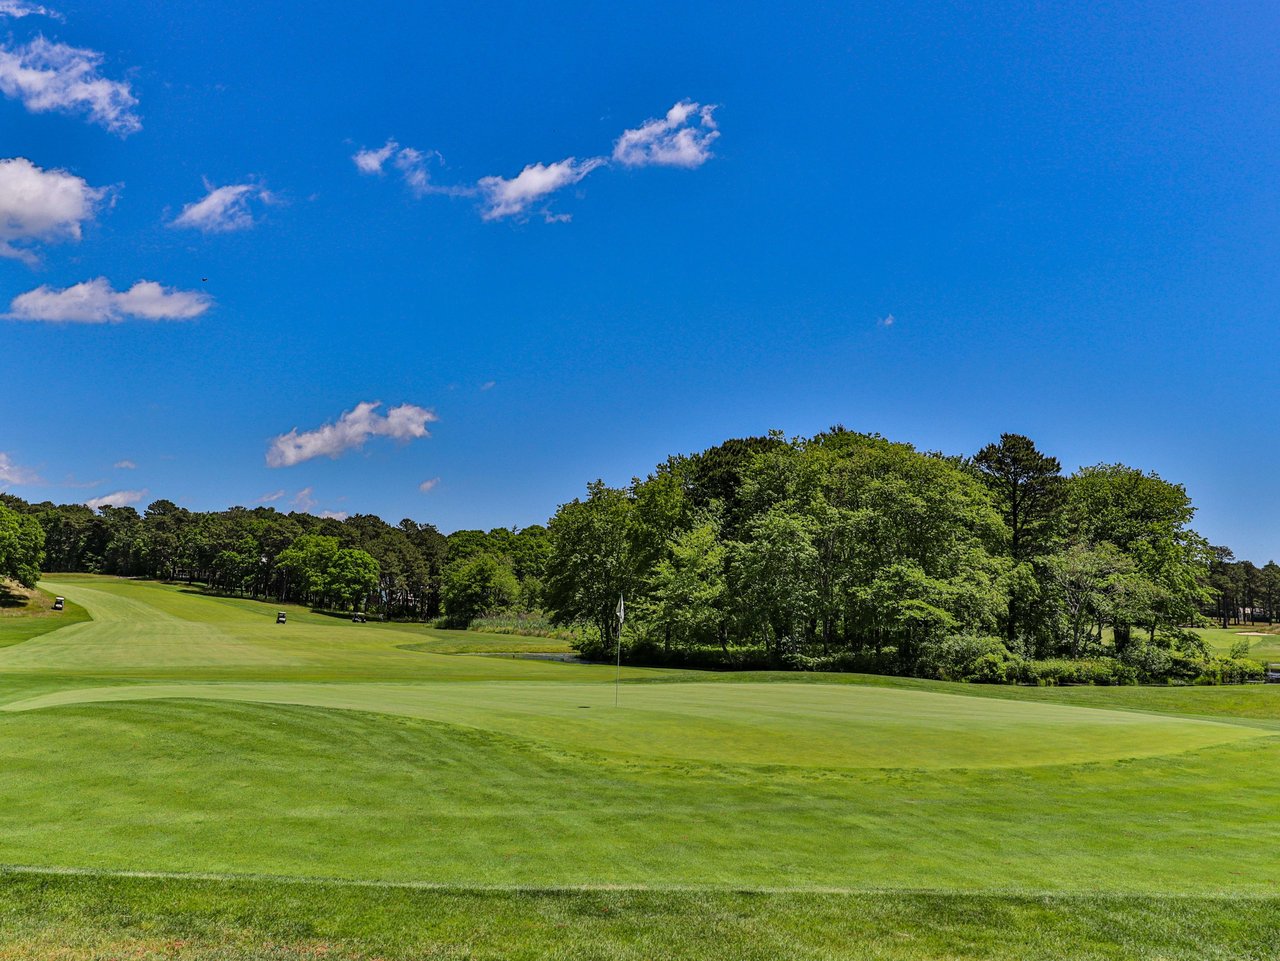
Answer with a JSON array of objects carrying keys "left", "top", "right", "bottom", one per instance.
[{"left": 3, "top": 576, "right": 1280, "bottom": 957}]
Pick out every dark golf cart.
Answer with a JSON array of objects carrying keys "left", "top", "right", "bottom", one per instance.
[
  {"left": 351, "top": 612, "right": 367, "bottom": 623},
  {"left": 276, "top": 611, "right": 287, "bottom": 624},
  {"left": 52, "top": 596, "right": 65, "bottom": 611}
]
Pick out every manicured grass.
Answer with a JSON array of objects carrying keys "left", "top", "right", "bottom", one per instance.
[
  {"left": 0, "top": 580, "right": 90, "bottom": 649},
  {"left": 3, "top": 575, "right": 1280, "bottom": 957}
]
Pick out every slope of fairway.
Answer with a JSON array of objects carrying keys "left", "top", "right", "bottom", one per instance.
[{"left": 0, "top": 577, "right": 651, "bottom": 682}]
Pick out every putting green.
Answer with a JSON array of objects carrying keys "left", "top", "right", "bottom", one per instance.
[{"left": 4, "top": 677, "right": 1265, "bottom": 769}]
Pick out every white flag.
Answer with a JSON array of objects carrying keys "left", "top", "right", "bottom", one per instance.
[{"left": 616, "top": 593, "right": 625, "bottom": 626}]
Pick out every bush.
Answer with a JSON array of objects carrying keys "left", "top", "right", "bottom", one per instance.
[
  {"left": 467, "top": 613, "right": 582, "bottom": 642},
  {"left": 1121, "top": 643, "right": 1173, "bottom": 682},
  {"left": 1195, "top": 656, "right": 1264, "bottom": 685},
  {"left": 916, "top": 635, "right": 1020, "bottom": 683},
  {"left": 785, "top": 647, "right": 902, "bottom": 675},
  {"left": 1024, "top": 657, "right": 1137, "bottom": 686}
]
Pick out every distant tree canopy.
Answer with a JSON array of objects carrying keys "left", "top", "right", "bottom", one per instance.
[{"left": 0, "top": 426, "right": 1257, "bottom": 684}]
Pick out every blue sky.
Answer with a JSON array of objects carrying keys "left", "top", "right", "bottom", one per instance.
[{"left": 2, "top": 1, "right": 1279, "bottom": 559}]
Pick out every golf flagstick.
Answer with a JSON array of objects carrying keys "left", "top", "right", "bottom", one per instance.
[{"left": 615, "top": 593, "right": 625, "bottom": 707}]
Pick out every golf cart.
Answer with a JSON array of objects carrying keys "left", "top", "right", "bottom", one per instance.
[
  {"left": 52, "top": 596, "right": 65, "bottom": 611},
  {"left": 276, "top": 611, "right": 287, "bottom": 624},
  {"left": 351, "top": 612, "right": 367, "bottom": 623}
]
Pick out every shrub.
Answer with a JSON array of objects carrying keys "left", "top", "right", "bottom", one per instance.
[
  {"left": 1195, "top": 656, "right": 1264, "bottom": 685},
  {"left": 1025, "top": 657, "right": 1137, "bottom": 686},
  {"left": 786, "top": 647, "right": 902, "bottom": 675},
  {"left": 916, "top": 635, "right": 1018, "bottom": 683}
]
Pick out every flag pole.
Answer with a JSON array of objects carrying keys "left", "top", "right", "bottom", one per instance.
[{"left": 615, "top": 593, "right": 625, "bottom": 707}]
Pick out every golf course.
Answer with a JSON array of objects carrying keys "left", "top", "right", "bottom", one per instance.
[{"left": 0, "top": 576, "right": 1276, "bottom": 959}]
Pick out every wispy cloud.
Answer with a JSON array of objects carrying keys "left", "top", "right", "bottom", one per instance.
[
  {"left": 113, "top": 459, "right": 136, "bottom": 469},
  {"left": 86, "top": 488, "right": 145, "bottom": 510},
  {"left": 353, "top": 140, "right": 464, "bottom": 198},
  {"left": 0, "top": 37, "right": 139, "bottom": 134},
  {"left": 256, "top": 489, "right": 286, "bottom": 503},
  {"left": 418, "top": 477, "right": 440, "bottom": 493},
  {"left": 291, "top": 487, "right": 316, "bottom": 511},
  {"left": 0, "top": 452, "right": 40, "bottom": 488},
  {"left": 613, "top": 100, "right": 718, "bottom": 168},
  {"left": 0, "top": 1, "right": 62, "bottom": 19},
  {"left": 355, "top": 99, "right": 719, "bottom": 221},
  {"left": 170, "top": 180, "right": 274, "bottom": 233},
  {"left": 318, "top": 510, "right": 348, "bottom": 521},
  {"left": 0, "top": 157, "right": 106, "bottom": 264},
  {"left": 878, "top": 313, "right": 895, "bottom": 328},
  {"left": 266, "top": 401, "right": 437, "bottom": 468},
  {"left": 480, "top": 380, "right": 496, "bottom": 391},
  {"left": 8, "top": 278, "right": 212, "bottom": 323},
  {"left": 478, "top": 157, "right": 604, "bottom": 221}
]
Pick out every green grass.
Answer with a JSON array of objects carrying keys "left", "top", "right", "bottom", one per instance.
[
  {"left": 0, "top": 579, "right": 91, "bottom": 649},
  {"left": 2, "top": 872, "right": 1277, "bottom": 961},
  {"left": 3, "top": 575, "right": 1280, "bottom": 957}
]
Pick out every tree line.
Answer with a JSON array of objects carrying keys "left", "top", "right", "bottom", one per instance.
[
  {"left": 0, "top": 426, "right": 1268, "bottom": 684},
  {"left": 0, "top": 493, "right": 549, "bottom": 622},
  {"left": 537, "top": 429, "right": 1260, "bottom": 684}
]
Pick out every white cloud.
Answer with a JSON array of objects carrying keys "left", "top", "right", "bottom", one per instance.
[
  {"left": 480, "top": 380, "right": 496, "bottom": 391},
  {"left": 878, "top": 313, "right": 895, "bottom": 328},
  {"left": 8, "top": 278, "right": 212, "bottom": 323},
  {"left": 354, "top": 140, "right": 460, "bottom": 198},
  {"left": 291, "top": 487, "right": 316, "bottom": 511},
  {"left": 86, "top": 488, "right": 145, "bottom": 510},
  {"left": 0, "top": 37, "right": 139, "bottom": 134},
  {"left": 267, "top": 401, "right": 437, "bottom": 468},
  {"left": 113, "top": 459, "right": 136, "bottom": 469},
  {"left": 318, "top": 510, "right": 348, "bottom": 521},
  {"left": 613, "top": 100, "right": 719, "bottom": 169},
  {"left": 353, "top": 140, "right": 398, "bottom": 175},
  {"left": 418, "top": 477, "right": 440, "bottom": 493},
  {"left": 394, "top": 147, "right": 436, "bottom": 196},
  {"left": 256, "top": 489, "right": 285, "bottom": 503},
  {"left": 355, "top": 99, "right": 718, "bottom": 220},
  {"left": 0, "top": 157, "right": 105, "bottom": 263},
  {"left": 171, "top": 180, "right": 273, "bottom": 233},
  {"left": 0, "top": 452, "right": 40, "bottom": 488},
  {"left": 0, "top": 1, "right": 61, "bottom": 19},
  {"left": 478, "top": 157, "right": 604, "bottom": 221}
]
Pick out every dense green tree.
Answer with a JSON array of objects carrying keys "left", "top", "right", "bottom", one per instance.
[
  {"left": 544, "top": 481, "right": 635, "bottom": 655},
  {"left": 1066, "top": 464, "right": 1210, "bottom": 646},
  {"left": 642, "top": 521, "right": 726, "bottom": 655},
  {"left": 729, "top": 508, "right": 818, "bottom": 658},
  {"left": 974, "top": 433, "right": 1063, "bottom": 645},
  {"left": 324, "top": 548, "right": 381, "bottom": 610},
  {"left": 441, "top": 553, "right": 520, "bottom": 627},
  {"left": 0, "top": 503, "right": 44, "bottom": 588}
]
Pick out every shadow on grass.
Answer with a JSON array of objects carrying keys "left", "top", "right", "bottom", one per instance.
[{"left": 0, "top": 582, "right": 30, "bottom": 609}]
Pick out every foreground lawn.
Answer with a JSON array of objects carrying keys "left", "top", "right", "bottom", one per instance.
[
  {"left": 2, "top": 871, "right": 1277, "bottom": 961},
  {"left": 3, "top": 575, "right": 1279, "bottom": 957}
]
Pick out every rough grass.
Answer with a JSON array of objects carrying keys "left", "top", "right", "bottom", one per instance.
[{"left": 2, "top": 871, "right": 1278, "bottom": 961}]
